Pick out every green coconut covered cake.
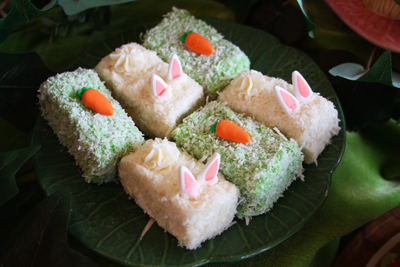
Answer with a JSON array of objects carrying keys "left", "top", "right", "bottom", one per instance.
[
  {"left": 38, "top": 68, "right": 144, "bottom": 183},
  {"left": 143, "top": 8, "right": 250, "bottom": 100},
  {"left": 171, "top": 101, "right": 304, "bottom": 221}
]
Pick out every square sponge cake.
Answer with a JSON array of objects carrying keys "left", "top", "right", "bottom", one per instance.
[
  {"left": 143, "top": 8, "right": 250, "bottom": 100},
  {"left": 94, "top": 42, "right": 204, "bottom": 139},
  {"left": 171, "top": 101, "right": 304, "bottom": 221},
  {"left": 119, "top": 138, "right": 239, "bottom": 250},
  {"left": 38, "top": 68, "right": 144, "bottom": 183}
]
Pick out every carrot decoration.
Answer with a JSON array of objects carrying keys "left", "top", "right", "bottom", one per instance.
[
  {"left": 180, "top": 31, "right": 214, "bottom": 55},
  {"left": 77, "top": 87, "right": 114, "bottom": 116},
  {"left": 210, "top": 120, "right": 251, "bottom": 143}
]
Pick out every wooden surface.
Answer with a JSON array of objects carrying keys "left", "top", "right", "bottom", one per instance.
[{"left": 333, "top": 205, "right": 400, "bottom": 267}]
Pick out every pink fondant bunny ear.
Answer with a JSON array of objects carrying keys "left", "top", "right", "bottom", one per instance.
[
  {"left": 292, "top": 71, "right": 313, "bottom": 102},
  {"left": 151, "top": 73, "right": 169, "bottom": 98},
  {"left": 274, "top": 86, "right": 300, "bottom": 115},
  {"left": 167, "top": 54, "right": 183, "bottom": 80},
  {"left": 197, "top": 153, "right": 220, "bottom": 185},
  {"left": 179, "top": 166, "right": 200, "bottom": 199}
]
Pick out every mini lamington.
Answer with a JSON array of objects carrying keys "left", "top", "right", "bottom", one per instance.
[
  {"left": 38, "top": 68, "right": 144, "bottom": 183},
  {"left": 171, "top": 101, "right": 304, "bottom": 221},
  {"left": 94, "top": 42, "right": 204, "bottom": 138},
  {"left": 143, "top": 8, "right": 250, "bottom": 100},
  {"left": 218, "top": 70, "right": 341, "bottom": 164},
  {"left": 119, "top": 138, "right": 239, "bottom": 250}
]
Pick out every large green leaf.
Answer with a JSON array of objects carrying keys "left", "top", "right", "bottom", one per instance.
[
  {"left": 224, "top": 0, "right": 259, "bottom": 23},
  {"left": 58, "top": 0, "right": 136, "bottom": 15},
  {"left": 0, "top": 52, "right": 55, "bottom": 132},
  {"left": 0, "top": 0, "right": 57, "bottom": 44},
  {"left": 0, "top": 145, "right": 40, "bottom": 206},
  {"left": 32, "top": 18, "right": 345, "bottom": 266},
  {"left": 0, "top": 187, "right": 98, "bottom": 267}
]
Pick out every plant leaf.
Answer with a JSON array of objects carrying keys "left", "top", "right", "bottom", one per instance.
[
  {"left": 0, "top": 182, "right": 39, "bottom": 242},
  {"left": 329, "top": 63, "right": 366, "bottom": 81},
  {"left": 224, "top": 0, "right": 259, "bottom": 23},
  {"left": 329, "top": 50, "right": 400, "bottom": 88},
  {"left": 296, "top": 0, "right": 316, "bottom": 37},
  {"left": 0, "top": 144, "right": 41, "bottom": 206},
  {"left": 0, "top": 52, "right": 55, "bottom": 132},
  {"left": 58, "top": 0, "right": 137, "bottom": 15},
  {"left": 0, "top": 0, "right": 58, "bottom": 44},
  {"left": 0, "top": 187, "right": 98, "bottom": 267}
]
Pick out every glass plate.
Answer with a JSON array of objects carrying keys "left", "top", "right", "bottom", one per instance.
[{"left": 32, "top": 18, "right": 346, "bottom": 267}]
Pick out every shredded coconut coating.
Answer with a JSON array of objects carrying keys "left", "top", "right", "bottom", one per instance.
[
  {"left": 38, "top": 68, "right": 144, "bottom": 183},
  {"left": 119, "top": 139, "right": 239, "bottom": 250},
  {"left": 218, "top": 70, "right": 341, "bottom": 164},
  {"left": 171, "top": 101, "right": 304, "bottom": 220},
  {"left": 95, "top": 42, "right": 205, "bottom": 138},
  {"left": 143, "top": 8, "right": 250, "bottom": 100}
]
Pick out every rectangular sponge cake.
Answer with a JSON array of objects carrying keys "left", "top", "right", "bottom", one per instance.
[
  {"left": 218, "top": 70, "right": 340, "bottom": 164},
  {"left": 38, "top": 68, "right": 144, "bottom": 183},
  {"left": 119, "top": 138, "right": 239, "bottom": 250},
  {"left": 95, "top": 42, "right": 205, "bottom": 138},
  {"left": 171, "top": 101, "right": 304, "bottom": 221},
  {"left": 143, "top": 8, "right": 250, "bottom": 100}
]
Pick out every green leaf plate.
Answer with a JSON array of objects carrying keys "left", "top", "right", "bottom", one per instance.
[{"left": 32, "top": 19, "right": 346, "bottom": 267}]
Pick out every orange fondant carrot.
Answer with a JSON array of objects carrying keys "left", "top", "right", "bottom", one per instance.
[
  {"left": 77, "top": 87, "right": 113, "bottom": 116},
  {"left": 210, "top": 120, "right": 251, "bottom": 143},
  {"left": 180, "top": 32, "right": 213, "bottom": 55}
]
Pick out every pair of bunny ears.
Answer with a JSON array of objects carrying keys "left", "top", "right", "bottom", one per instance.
[
  {"left": 178, "top": 153, "right": 221, "bottom": 199},
  {"left": 151, "top": 54, "right": 183, "bottom": 98},
  {"left": 274, "top": 71, "right": 314, "bottom": 115}
]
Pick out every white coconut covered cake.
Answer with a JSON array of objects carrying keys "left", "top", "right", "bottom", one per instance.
[
  {"left": 95, "top": 42, "right": 205, "bottom": 139},
  {"left": 218, "top": 70, "right": 340, "bottom": 164},
  {"left": 119, "top": 138, "right": 239, "bottom": 249}
]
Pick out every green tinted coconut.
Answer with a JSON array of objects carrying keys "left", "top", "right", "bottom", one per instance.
[
  {"left": 171, "top": 101, "right": 304, "bottom": 221},
  {"left": 143, "top": 8, "right": 250, "bottom": 100}
]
